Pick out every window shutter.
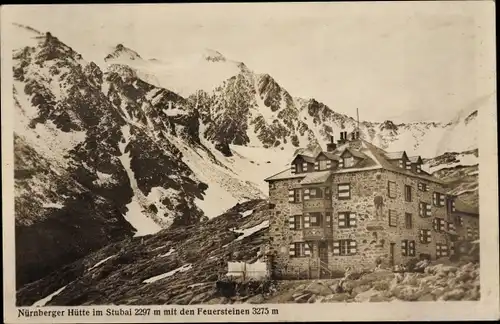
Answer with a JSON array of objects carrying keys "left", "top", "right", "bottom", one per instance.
[
  {"left": 288, "top": 215, "right": 296, "bottom": 229},
  {"left": 288, "top": 189, "right": 295, "bottom": 202},
  {"left": 289, "top": 243, "right": 295, "bottom": 256},
  {"left": 338, "top": 213, "right": 346, "bottom": 228},
  {"left": 290, "top": 163, "right": 296, "bottom": 174},
  {"left": 303, "top": 189, "right": 310, "bottom": 200},
  {"left": 426, "top": 204, "right": 432, "bottom": 217},
  {"left": 302, "top": 162, "right": 308, "bottom": 171},
  {"left": 314, "top": 161, "right": 320, "bottom": 171},
  {"left": 304, "top": 243, "right": 311, "bottom": 256},
  {"left": 349, "top": 240, "right": 357, "bottom": 254},
  {"left": 338, "top": 159, "right": 344, "bottom": 168},
  {"left": 447, "top": 221, "right": 455, "bottom": 232},
  {"left": 338, "top": 184, "right": 350, "bottom": 199},
  {"left": 441, "top": 244, "right": 448, "bottom": 256},
  {"left": 332, "top": 241, "right": 340, "bottom": 256},
  {"left": 303, "top": 213, "right": 310, "bottom": 228},
  {"left": 439, "top": 219, "right": 446, "bottom": 231},
  {"left": 401, "top": 240, "right": 408, "bottom": 256},
  {"left": 432, "top": 218, "right": 438, "bottom": 231},
  {"left": 409, "top": 241, "right": 415, "bottom": 256},
  {"left": 439, "top": 194, "right": 445, "bottom": 206},
  {"left": 349, "top": 213, "right": 357, "bottom": 227},
  {"left": 325, "top": 160, "right": 332, "bottom": 169}
]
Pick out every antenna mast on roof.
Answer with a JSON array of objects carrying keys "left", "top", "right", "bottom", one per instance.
[{"left": 356, "top": 108, "right": 360, "bottom": 131}]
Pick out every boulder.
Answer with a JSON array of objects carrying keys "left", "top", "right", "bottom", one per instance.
[
  {"left": 294, "top": 293, "right": 312, "bottom": 303},
  {"left": 245, "top": 294, "right": 265, "bottom": 304},
  {"left": 440, "top": 288, "right": 466, "bottom": 301},
  {"left": 417, "top": 293, "right": 435, "bottom": 301},
  {"left": 189, "top": 291, "right": 214, "bottom": 304},
  {"left": 321, "top": 293, "right": 350, "bottom": 302},
  {"left": 304, "top": 282, "right": 333, "bottom": 296}
]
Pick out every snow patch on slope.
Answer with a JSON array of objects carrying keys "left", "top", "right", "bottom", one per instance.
[
  {"left": 32, "top": 285, "right": 68, "bottom": 307},
  {"left": 143, "top": 263, "right": 193, "bottom": 284},
  {"left": 118, "top": 125, "right": 162, "bottom": 236}
]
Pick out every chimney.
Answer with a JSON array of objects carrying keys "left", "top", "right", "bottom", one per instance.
[{"left": 327, "top": 135, "right": 337, "bottom": 152}]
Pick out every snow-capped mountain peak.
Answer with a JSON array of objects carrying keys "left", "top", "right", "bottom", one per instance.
[
  {"left": 104, "top": 43, "right": 142, "bottom": 62},
  {"left": 202, "top": 48, "right": 227, "bottom": 62}
]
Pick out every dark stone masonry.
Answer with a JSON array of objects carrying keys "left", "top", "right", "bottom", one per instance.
[{"left": 265, "top": 131, "right": 479, "bottom": 279}]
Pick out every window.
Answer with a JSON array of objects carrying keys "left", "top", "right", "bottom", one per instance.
[
  {"left": 455, "top": 216, "right": 464, "bottom": 227},
  {"left": 324, "top": 187, "right": 331, "bottom": 199},
  {"left": 401, "top": 240, "right": 416, "bottom": 257},
  {"left": 317, "top": 159, "right": 331, "bottom": 171},
  {"left": 325, "top": 212, "right": 332, "bottom": 228},
  {"left": 310, "top": 212, "right": 322, "bottom": 227},
  {"left": 343, "top": 156, "right": 355, "bottom": 168},
  {"left": 447, "top": 221, "right": 456, "bottom": 233},
  {"left": 467, "top": 227, "right": 472, "bottom": 239},
  {"left": 436, "top": 243, "right": 449, "bottom": 258},
  {"left": 473, "top": 228, "right": 479, "bottom": 240},
  {"left": 417, "top": 182, "right": 428, "bottom": 192},
  {"left": 388, "top": 181, "right": 397, "bottom": 198},
  {"left": 332, "top": 239, "right": 357, "bottom": 256},
  {"left": 289, "top": 242, "right": 310, "bottom": 258},
  {"left": 288, "top": 189, "right": 301, "bottom": 203},
  {"left": 419, "top": 229, "right": 432, "bottom": 244},
  {"left": 432, "top": 217, "right": 446, "bottom": 232},
  {"left": 338, "top": 212, "right": 357, "bottom": 228},
  {"left": 405, "top": 213, "right": 413, "bottom": 229},
  {"left": 433, "top": 192, "right": 445, "bottom": 207},
  {"left": 419, "top": 201, "right": 431, "bottom": 217},
  {"left": 269, "top": 182, "right": 276, "bottom": 190},
  {"left": 337, "top": 183, "right": 351, "bottom": 200},
  {"left": 309, "top": 188, "right": 323, "bottom": 199},
  {"left": 405, "top": 160, "right": 412, "bottom": 170},
  {"left": 389, "top": 210, "right": 397, "bottom": 227},
  {"left": 446, "top": 197, "right": 456, "bottom": 213},
  {"left": 404, "top": 185, "right": 412, "bottom": 202},
  {"left": 288, "top": 215, "right": 303, "bottom": 230},
  {"left": 416, "top": 164, "right": 422, "bottom": 173}
]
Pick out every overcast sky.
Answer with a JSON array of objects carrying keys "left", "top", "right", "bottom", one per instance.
[{"left": 6, "top": 2, "right": 494, "bottom": 123}]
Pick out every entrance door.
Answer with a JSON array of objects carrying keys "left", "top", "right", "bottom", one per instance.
[
  {"left": 390, "top": 242, "right": 395, "bottom": 267},
  {"left": 318, "top": 241, "right": 329, "bottom": 278}
]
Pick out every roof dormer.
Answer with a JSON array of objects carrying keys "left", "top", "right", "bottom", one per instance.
[
  {"left": 385, "top": 151, "right": 410, "bottom": 170},
  {"left": 409, "top": 156, "right": 424, "bottom": 174},
  {"left": 338, "top": 148, "right": 366, "bottom": 168},
  {"left": 314, "top": 152, "right": 340, "bottom": 171},
  {"left": 290, "top": 154, "right": 316, "bottom": 174}
]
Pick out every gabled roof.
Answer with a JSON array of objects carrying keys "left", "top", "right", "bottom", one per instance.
[
  {"left": 265, "top": 139, "right": 445, "bottom": 184},
  {"left": 409, "top": 156, "right": 423, "bottom": 164},
  {"left": 384, "top": 151, "right": 407, "bottom": 160},
  {"left": 316, "top": 151, "right": 341, "bottom": 161},
  {"left": 264, "top": 168, "right": 306, "bottom": 182},
  {"left": 300, "top": 170, "right": 333, "bottom": 185},
  {"left": 340, "top": 148, "right": 368, "bottom": 160},
  {"left": 291, "top": 154, "right": 316, "bottom": 164}
]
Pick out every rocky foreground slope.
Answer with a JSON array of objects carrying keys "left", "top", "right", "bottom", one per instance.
[{"left": 17, "top": 199, "right": 479, "bottom": 306}]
